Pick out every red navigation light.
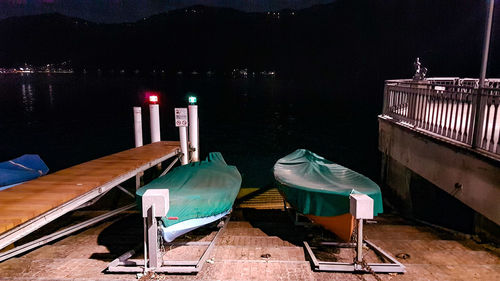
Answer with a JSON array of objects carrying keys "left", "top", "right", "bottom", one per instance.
[{"left": 148, "top": 93, "right": 159, "bottom": 104}]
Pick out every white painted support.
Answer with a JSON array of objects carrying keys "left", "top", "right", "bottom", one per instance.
[
  {"left": 349, "top": 194, "right": 373, "bottom": 263},
  {"left": 349, "top": 194, "right": 374, "bottom": 220},
  {"left": 150, "top": 104, "right": 161, "bottom": 143},
  {"left": 143, "top": 217, "right": 148, "bottom": 273},
  {"left": 179, "top": 126, "right": 189, "bottom": 165},
  {"left": 142, "top": 189, "right": 169, "bottom": 218},
  {"left": 357, "top": 219, "right": 363, "bottom": 262},
  {"left": 147, "top": 205, "right": 159, "bottom": 269},
  {"left": 142, "top": 190, "right": 169, "bottom": 269},
  {"left": 134, "top": 107, "right": 144, "bottom": 189},
  {"left": 133, "top": 107, "right": 143, "bottom": 147},
  {"left": 188, "top": 105, "right": 199, "bottom": 162}
]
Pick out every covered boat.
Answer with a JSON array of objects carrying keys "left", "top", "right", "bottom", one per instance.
[
  {"left": 273, "top": 149, "right": 383, "bottom": 241},
  {"left": 0, "top": 154, "right": 49, "bottom": 191},
  {"left": 136, "top": 152, "right": 241, "bottom": 242}
]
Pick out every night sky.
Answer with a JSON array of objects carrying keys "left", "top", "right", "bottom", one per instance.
[{"left": 0, "top": 0, "right": 336, "bottom": 23}]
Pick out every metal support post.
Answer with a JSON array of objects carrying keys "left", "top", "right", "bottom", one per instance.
[
  {"left": 150, "top": 104, "right": 161, "bottom": 143},
  {"left": 179, "top": 126, "right": 189, "bottom": 165},
  {"left": 473, "top": 0, "right": 495, "bottom": 148},
  {"left": 134, "top": 107, "right": 143, "bottom": 147},
  {"left": 133, "top": 107, "right": 144, "bottom": 188},
  {"left": 356, "top": 219, "right": 363, "bottom": 263},
  {"left": 147, "top": 205, "right": 160, "bottom": 269},
  {"left": 188, "top": 104, "right": 199, "bottom": 162},
  {"left": 174, "top": 107, "right": 190, "bottom": 165}
]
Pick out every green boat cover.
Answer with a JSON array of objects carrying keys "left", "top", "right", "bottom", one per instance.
[
  {"left": 274, "top": 149, "right": 383, "bottom": 217},
  {"left": 136, "top": 152, "right": 241, "bottom": 228}
]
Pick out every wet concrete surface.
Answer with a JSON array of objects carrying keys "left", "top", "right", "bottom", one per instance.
[{"left": 0, "top": 208, "right": 499, "bottom": 281}]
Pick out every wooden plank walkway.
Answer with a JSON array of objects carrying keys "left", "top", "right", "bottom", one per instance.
[
  {"left": 237, "top": 188, "right": 287, "bottom": 210},
  {"left": 0, "top": 141, "right": 180, "bottom": 236}
]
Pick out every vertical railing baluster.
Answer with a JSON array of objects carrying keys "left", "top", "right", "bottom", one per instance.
[
  {"left": 489, "top": 100, "right": 498, "bottom": 153},
  {"left": 443, "top": 91, "right": 450, "bottom": 137},
  {"left": 465, "top": 92, "right": 473, "bottom": 144},
  {"left": 425, "top": 89, "right": 431, "bottom": 130},
  {"left": 430, "top": 91, "right": 438, "bottom": 133},
  {"left": 452, "top": 91, "right": 460, "bottom": 140},
  {"left": 482, "top": 91, "right": 492, "bottom": 150},
  {"left": 458, "top": 93, "right": 466, "bottom": 142},
  {"left": 428, "top": 91, "right": 434, "bottom": 132},
  {"left": 417, "top": 88, "right": 425, "bottom": 128},
  {"left": 437, "top": 92, "right": 443, "bottom": 134}
]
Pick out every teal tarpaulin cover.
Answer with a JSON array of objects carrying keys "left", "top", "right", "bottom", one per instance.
[
  {"left": 136, "top": 152, "right": 241, "bottom": 228},
  {"left": 274, "top": 149, "right": 383, "bottom": 217}
]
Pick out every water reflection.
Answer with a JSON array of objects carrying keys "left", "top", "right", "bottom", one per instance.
[
  {"left": 48, "top": 84, "right": 54, "bottom": 107},
  {"left": 21, "top": 83, "right": 34, "bottom": 113}
]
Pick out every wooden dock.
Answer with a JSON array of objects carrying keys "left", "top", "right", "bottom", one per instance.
[{"left": 0, "top": 141, "right": 180, "bottom": 251}]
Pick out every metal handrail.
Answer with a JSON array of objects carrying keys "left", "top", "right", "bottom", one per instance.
[{"left": 381, "top": 78, "right": 500, "bottom": 157}]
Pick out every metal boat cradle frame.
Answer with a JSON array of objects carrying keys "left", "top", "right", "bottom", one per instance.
[{"left": 107, "top": 214, "right": 230, "bottom": 274}]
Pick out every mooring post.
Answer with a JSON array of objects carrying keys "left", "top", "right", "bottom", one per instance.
[
  {"left": 188, "top": 95, "right": 199, "bottom": 162},
  {"left": 133, "top": 107, "right": 144, "bottom": 189},
  {"left": 134, "top": 107, "right": 144, "bottom": 147},
  {"left": 149, "top": 104, "right": 161, "bottom": 143},
  {"left": 175, "top": 108, "right": 189, "bottom": 165},
  {"left": 148, "top": 94, "right": 161, "bottom": 169}
]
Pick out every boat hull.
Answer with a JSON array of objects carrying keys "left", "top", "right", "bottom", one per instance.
[
  {"left": 305, "top": 213, "right": 354, "bottom": 242},
  {"left": 0, "top": 154, "right": 49, "bottom": 190},
  {"left": 274, "top": 149, "right": 383, "bottom": 242},
  {"left": 136, "top": 152, "right": 241, "bottom": 242}
]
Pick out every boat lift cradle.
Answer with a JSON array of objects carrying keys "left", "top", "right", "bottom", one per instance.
[
  {"left": 107, "top": 189, "right": 230, "bottom": 274},
  {"left": 302, "top": 194, "right": 405, "bottom": 273},
  {"left": 0, "top": 142, "right": 181, "bottom": 262}
]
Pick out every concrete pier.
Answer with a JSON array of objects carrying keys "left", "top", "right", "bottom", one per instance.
[{"left": 379, "top": 78, "right": 500, "bottom": 242}]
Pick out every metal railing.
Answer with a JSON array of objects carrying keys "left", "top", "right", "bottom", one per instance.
[{"left": 382, "top": 78, "right": 500, "bottom": 158}]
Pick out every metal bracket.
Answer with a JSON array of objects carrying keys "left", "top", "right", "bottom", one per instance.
[
  {"left": 0, "top": 204, "right": 136, "bottom": 262},
  {"left": 303, "top": 239, "right": 405, "bottom": 273},
  {"left": 108, "top": 214, "right": 230, "bottom": 274}
]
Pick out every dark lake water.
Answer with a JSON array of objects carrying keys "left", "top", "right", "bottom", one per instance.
[{"left": 0, "top": 73, "right": 382, "bottom": 187}]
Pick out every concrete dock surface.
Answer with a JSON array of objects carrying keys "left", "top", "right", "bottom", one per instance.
[{"left": 0, "top": 207, "right": 498, "bottom": 281}]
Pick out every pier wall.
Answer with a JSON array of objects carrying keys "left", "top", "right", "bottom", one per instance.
[{"left": 378, "top": 117, "right": 500, "bottom": 241}]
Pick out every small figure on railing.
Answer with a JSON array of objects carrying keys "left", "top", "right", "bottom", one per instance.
[{"left": 413, "top": 57, "right": 428, "bottom": 81}]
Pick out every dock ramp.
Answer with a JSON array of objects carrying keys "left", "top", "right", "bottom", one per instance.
[{"left": 0, "top": 141, "right": 180, "bottom": 261}]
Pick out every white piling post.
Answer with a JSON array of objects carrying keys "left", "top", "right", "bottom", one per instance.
[
  {"left": 174, "top": 108, "right": 189, "bottom": 165},
  {"left": 150, "top": 104, "right": 161, "bottom": 143},
  {"left": 133, "top": 107, "right": 143, "bottom": 147},
  {"left": 188, "top": 96, "right": 199, "bottom": 162},
  {"left": 179, "top": 127, "right": 189, "bottom": 165},
  {"left": 133, "top": 107, "right": 144, "bottom": 189}
]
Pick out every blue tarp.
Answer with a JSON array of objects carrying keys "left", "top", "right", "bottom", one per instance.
[{"left": 0, "top": 154, "right": 49, "bottom": 190}]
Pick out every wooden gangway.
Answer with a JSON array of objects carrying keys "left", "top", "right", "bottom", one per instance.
[{"left": 0, "top": 141, "right": 180, "bottom": 257}]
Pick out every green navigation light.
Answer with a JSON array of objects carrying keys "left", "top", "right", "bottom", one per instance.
[{"left": 188, "top": 96, "right": 197, "bottom": 104}]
